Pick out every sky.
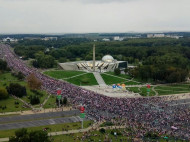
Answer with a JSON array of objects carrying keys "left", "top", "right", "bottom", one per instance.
[{"left": 0, "top": 0, "right": 190, "bottom": 34}]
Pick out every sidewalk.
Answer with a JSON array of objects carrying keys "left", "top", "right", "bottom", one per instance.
[
  {"left": 93, "top": 72, "right": 106, "bottom": 86},
  {"left": 0, "top": 107, "right": 73, "bottom": 116}
]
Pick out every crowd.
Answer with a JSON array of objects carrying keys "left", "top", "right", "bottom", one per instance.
[{"left": 1, "top": 44, "right": 190, "bottom": 140}]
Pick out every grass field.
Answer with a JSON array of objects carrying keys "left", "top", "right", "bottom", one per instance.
[
  {"left": 0, "top": 72, "right": 48, "bottom": 112},
  {"left": 105, "top": 72, "right": 132, "bottom": 79},
  {"left": 155, "top": 83, "right": 190, "bottom": 96},
  {"left": 0, "top": 121, "right": 92, "bottom": 138},
  {"left": 43, "top": 70, "right": 85, "bottom": 79},
  {"left": 126, "top": 87, "right": 155, "bottom": 96},
  {"left": 0, "top": 97, "right": 30, "bottom": 113},
  {"left": 43, "top": 95, "right": 56, "bottom": 108},
  {"left": 101, "top": 73, "right": 140, "bottom": 85},
  {"left": 44, "top": 70, "right": 98, "bottom": 86}
]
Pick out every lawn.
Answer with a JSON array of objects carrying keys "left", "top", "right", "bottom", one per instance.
[
  {"left": 43, "top": 70, "right": 85, "bottom": 79},
  {"left": 101, "top": 74, "right": 126, "bottom": 85},
  {"left": 0, "top": 97, "right": 30, "bottom": 113},
  {"left": 126, "top": 87, "right": 155, "bottom": 96},
  {"left": 43, "top": 95, "right": 56, "bottom": 109},
  {"left": 105, "top": 72, "right": 132, "bottom": 79},
  {"left": 44, "top": 70, "right": 98, "bottom": 86},
  {"left": 155, "top": 84, "right": 190, "bottom": 96},
  {"left": 0, "top": 72, "right": 48, "bottom": 112},
  {"left": 101, "top": 73, "right": 140, "bottom": 85},
  {"left": 66, "top": 73, "right": 98, "bottom": 86},
  {"left": 0, "top": 121, "right": 93, "bottom": 138}
]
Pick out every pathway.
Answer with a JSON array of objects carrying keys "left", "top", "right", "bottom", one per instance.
[{"left": 93, "top": 72, "right": 106, "bottom": 86}]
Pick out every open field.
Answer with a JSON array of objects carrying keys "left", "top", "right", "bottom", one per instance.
[
  {"left": 43, "top": 95, "right": 56, "bottom": 109},
  {"left": 0, "top": 72, "right": 49, "bottom": 112},
  {"left": 0, "top": 120, "right": 92, "bottom": 138},
  {"left": 126, "top": 87, "right": 155, "bottom": 96},
  {"left": 43, "top": 70, "right": 85, "bottom": 79},
  {"left": 43, "top": 70, "right": 98, "bottom": 86},
  {"left": 66, "top": 73, "right": 98, "bottom": 86},
  {"left": 101, "top": 73, "right": 141, "bottom": 85},
  {"left": 155, "top": 83, "right": 190, "bottom": 96},
  {"left": 0, "top": 97, "right": 30, "bottom": 113}
]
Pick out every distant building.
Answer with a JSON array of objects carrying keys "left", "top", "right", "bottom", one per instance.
[
  {"left": 113, "top": 36, "right": 124, "bottom": 41},
  {"left": 43, "top": 37, "right": 58, "bottom": 41},
  {"left": 102, "top": 38, "right": 110, "bottom": 42},
  {"left": 147, "top": 33, "right": 165, "bottom": 38},
  {"left": 2, "top": 37, "right": 18, "bottom": 42}
]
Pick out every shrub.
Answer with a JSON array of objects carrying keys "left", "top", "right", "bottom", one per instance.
[
  {"left": 0, "top": 88, "right": 9, "bottom": 100},
  {"left": 6, "top": 83, "right": 27, "bottom": 97}
]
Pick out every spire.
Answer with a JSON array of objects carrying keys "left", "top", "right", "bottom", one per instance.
[{"left": 93, "top": 44, "right": 96, "bottom": 72}]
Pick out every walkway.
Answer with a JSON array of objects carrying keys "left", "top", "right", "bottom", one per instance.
[{"left": 93, "top": 72, "right": 106, "bottom": 86}]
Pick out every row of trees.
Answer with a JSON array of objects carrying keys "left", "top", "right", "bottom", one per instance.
[
  {"left": 9, "top": 128, "right": 50, "bottom": 142},
  {"left": 129, "top": 65, "right": 188, "bottom": 83}
]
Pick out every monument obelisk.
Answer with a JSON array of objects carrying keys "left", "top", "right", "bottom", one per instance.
[{"left": 93, "top": 44, "right": 95, "bottom": 72}]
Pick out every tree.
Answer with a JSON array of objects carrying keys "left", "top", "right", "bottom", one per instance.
[
  {"left": 9, "top": 128, "right": 50, "bottom": 142},
  {"left": 0, "top": 88, "right": 9, "bottom": 100},
  {"left": 29, "top": 95, "right": 40, "bottom": 105},
  {"left": 27, "top": 73, "right": 42, "bottom": 90},
  {"left": 0, "top": 59, "right": 8, "bottom": 71},
  {"left": 6, "top": 83, "right": 27, "bottom": 97},
  {"left": 114, "top": 68, "right": 121, "bottom": 75}
]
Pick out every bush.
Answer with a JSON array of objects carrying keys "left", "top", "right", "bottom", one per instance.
[
  {"left": 6, "top": 83, "right": 27, "bottom": 97},
  {"left": 29, "top": 95, "right": 40, "bottom": 105},
  {"left": 0, "top": 88, "right": 9, "bottom": 100},
  {"left": 114, "top": 68, "right": 121, "bottom": 75}
]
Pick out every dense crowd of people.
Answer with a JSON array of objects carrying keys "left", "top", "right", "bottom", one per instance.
[{"left": 1, "top": 44, "right": 190, "bottom": 140}]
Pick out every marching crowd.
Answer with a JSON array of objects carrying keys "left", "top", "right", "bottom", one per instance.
[{"left": 1, "top": 44, "right": 190, "bottom": 140}]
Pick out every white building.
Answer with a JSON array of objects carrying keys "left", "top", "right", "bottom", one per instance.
[
  {"left": 102, "top": 38, "right": 110, "bottom": 42},
  {"left": 147, "top": 34, "right": 165, "bottom": 38},
  {"left": 2, "top": 37, "right": 18, "bottom": 42},
  {"left": 59, "top": 55, "right": 127, "bottom": 72},
  {"left": 113, "top": 36, "right": 124, "bottom": 41},
  {"left": 43, "top": 37, "right": 58, "bottom": 41}
]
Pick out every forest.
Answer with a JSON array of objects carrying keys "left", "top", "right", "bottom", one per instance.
[{"left": 12, "top": 38, "right": 190, "bottom": 83}]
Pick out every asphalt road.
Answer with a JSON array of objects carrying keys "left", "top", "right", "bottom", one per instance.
[
  {"left": 0, "top": 110, "right": 80, "bottom": 124},
  {"left": 0, "top": 116, "right": 82, "bottom": 130}
]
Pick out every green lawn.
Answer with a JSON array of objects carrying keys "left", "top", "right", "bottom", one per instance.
[
  {"left": 0, "top": 72, "right": 49, "bottom": 112},
  {"left": 101, "top": 74, "right": 126, "bottom": 85},
  {"left": 43, "top": 70, "right": 85, "bottom": 79},
  {"left": 66, "top": 73, "right": 98, "bottom": 86},
  {"left": 155, "top": 84, "right": 190, "bottom": 96},
  {"left": 43, "top": 95, "right": 56, "bottom": 109},
  {"left": 44, "top": 70, "right": 98, "bottom": 86},
  {"left": 105, "top": 72, "right": 132, "bottom": 79},
  {"left": 22, "top": 90, "right": 49, "bottom": 107},
  {"left": 0, "top": 97, "right": 30, "bottom": 113},
  {"left": 126, "top": 87, "right": 155, "bottom": 96},
  {"left": 101, "top": 73, "right": 140, "bottom": 85},
  {"left": 0, "top": 121, "right": 92, "bottom": 138}
]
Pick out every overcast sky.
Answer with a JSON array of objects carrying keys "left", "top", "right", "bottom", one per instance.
[{"left": 0, "top": 0, "right": 189, "bottom": 34}]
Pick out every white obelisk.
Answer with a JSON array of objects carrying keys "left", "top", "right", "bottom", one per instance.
[{"left": 93, "top": 44, "right": 95, "bottom": 72}]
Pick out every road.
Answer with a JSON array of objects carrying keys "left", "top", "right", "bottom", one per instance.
[
  {"left": 0, "top": 116, "right": 82, "bottom": 130},
  {"left": 0, "top": 110, "right": 81, "bottom": 130},
  {"left": 0, "top": 110, "right": 80, "bottom": 124}
]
